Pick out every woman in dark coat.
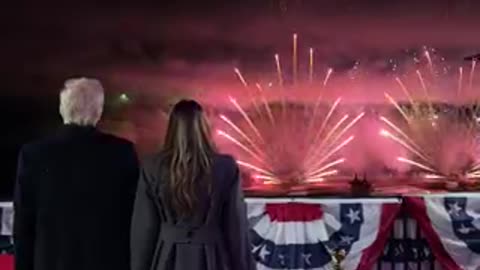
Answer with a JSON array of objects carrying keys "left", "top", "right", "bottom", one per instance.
[{"left": 131, "top": 100, "right": 256, "bottom": 270}]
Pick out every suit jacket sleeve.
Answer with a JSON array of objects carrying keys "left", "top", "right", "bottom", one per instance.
[
  {"left": 131, "top": 167, "right": 160, "bottom": 270},
  {"left": 14, "top": 147, "right": 36, "bottom": 270},
  {"left": 223, "top": 161, "right": 256, "bottom": 270}
]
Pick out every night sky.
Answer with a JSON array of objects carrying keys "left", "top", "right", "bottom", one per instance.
[{"left": 1, "top": 0, "right": 480, "bottom": 199}]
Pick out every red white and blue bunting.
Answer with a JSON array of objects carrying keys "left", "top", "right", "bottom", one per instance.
[
  {"left": 3, "top": 194, "right": 480, "bottom": 269},
  {"left": 246, "top": 198, "right": 401, "bottom": 270}
]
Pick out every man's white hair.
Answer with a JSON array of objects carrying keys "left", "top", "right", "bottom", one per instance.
[{"left": 59, "top": 78, "right": 105, "bottom": 126}]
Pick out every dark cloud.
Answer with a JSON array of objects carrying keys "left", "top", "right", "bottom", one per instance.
[
  {"left": 3, "top": 1, "right": 480, "bottom": 73},
  {"left": 2, "top": 0, "right": 480, "bottom": 107}
]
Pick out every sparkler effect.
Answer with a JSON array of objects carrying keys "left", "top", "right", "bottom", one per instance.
[
  {"left": 424, "top": 49, "right": 435, "bottom": 76},
  {"left": 236, "top": 160, "right": 275, "bottom": 177},
  {"left": 293, "top": 33, "right": 298, "bottom": 85},
  {"left": 458, "top": 67, "right": 463, "bottom": 94},
  {"left": 469, "top": 60, "right": 477, "bottom": 91},
  {"left": 234, "top": 68, "right": 248, "bottom": 88},
  {"left": 323, "top": 68, "right": 334, "bottom": 87},
  {"left": 275, "top": 54, "right": 284, "bottom": 87},
  {"left": 309, "top": 48, "right": 314, "bottom": 83},
  {"left": 216, "top": 129, "right": 266, "bottom": 166},
  {"left": 216, "top": 35, "right": 363, "bottom": 185},
  {"left": 380, "top": 53, "right": 480, "bottom": 180}
]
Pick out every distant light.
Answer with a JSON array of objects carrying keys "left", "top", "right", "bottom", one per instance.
[{"left": 119, "top": 93, "right": 129, "bottom": 102}]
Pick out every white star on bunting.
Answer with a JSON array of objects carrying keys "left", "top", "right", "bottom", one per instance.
[
  {"left": 458, "top": 223, "right": 473, "bottom": 234},
  {"left": 345, "top": 208, "right": 361, "bottom": 224},
  {"left": 302, "top": 253, "right": 312, "bottom": 266},
  {"left": 340, "top": 235, "right": 355, "bottom": 245},
  {"left": 447, "top": 202, "right": 462, "bottom": 216},
  {"left": 251, "top": 243, "right": 261, "bottom": 253},
  {"left": 259, "top": 245, "right": 270, "bottom": 261},
  {"left": 412, "top": 248, "right": 418, "bottom": 259},
  {"left": 424, "top": 247, "right": 430, "bottom": 257}
]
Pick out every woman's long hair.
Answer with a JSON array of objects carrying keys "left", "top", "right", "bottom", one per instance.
[{"left": 161, "top": 100, "right": 215, "bottom": 216}]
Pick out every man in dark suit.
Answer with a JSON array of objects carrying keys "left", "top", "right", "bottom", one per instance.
[{"left": 14, "top": 78, "right": 139, "bottom": 270}]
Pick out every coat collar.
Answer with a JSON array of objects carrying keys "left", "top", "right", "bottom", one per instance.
[{"left": 61, "top": 124, "right": 97, "bottom": 136}]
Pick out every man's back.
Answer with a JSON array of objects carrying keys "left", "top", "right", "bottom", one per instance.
[{"left": 14, "top": 125, "right": 139, "bottom": 270}]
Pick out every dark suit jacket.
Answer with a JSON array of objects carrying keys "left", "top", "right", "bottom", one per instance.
[
  {"left": 14, "top": 125, "right": 139, "bottom": 270},
  {"left": 131, "top": 153, "right": 256, "bottom": 270}
]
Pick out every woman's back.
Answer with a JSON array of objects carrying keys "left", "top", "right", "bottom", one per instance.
[
  {"left": 131, "top": 152, "right": 256, "bottom": 270},
  {"left": 131, "top": 100, "right": 255, "bottom": 270}
]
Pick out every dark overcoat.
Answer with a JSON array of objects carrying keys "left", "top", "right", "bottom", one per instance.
[
  {"left": 131, "top": 153, "right": 256, "bottom": 270},
  {"left": 14, "top": 125, "right": 139, "bottom": 270}
]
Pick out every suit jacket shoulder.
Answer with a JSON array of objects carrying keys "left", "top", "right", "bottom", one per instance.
[
  {"left": 20, "top": 136, "right": 58, "bottom": 158},
  {"left": 19, "top": 129, "right": 139, "bottom": 186}
]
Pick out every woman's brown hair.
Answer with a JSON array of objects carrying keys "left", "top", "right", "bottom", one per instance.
[{"left": 161, "top": 100, "right": 215, "bottom": 216}]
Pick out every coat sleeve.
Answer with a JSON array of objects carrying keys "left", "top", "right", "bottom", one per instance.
[
  {"left": 121, "top": 143, "right": 140, "bottom": 266},
  {"left": 13, "top": 147, "right": 36, "bottom": 270},
  {"left": 131, "top": 167, "right": 160, "bottom": 270},
  {"left": 123, "top": 142, "right": 140, "bottom": 204},
  {"left": 222, "top": 161, "right": 256, "bottom": 270}
]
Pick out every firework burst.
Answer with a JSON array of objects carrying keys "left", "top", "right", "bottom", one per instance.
[
  {"left": 381, "top": 52, "right": 480, "bottom": 180},
  {"left": 217, "top": 34, "right": 363, "bottom": 185}
]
